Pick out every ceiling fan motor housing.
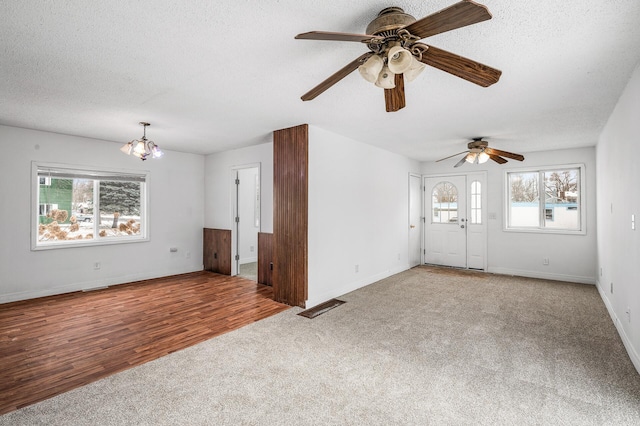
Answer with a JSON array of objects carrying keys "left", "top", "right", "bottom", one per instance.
[
  {"left": 468, "top": 139, "right": 488, "bottom": 149},
  {"left": 366, "top": 7, "right": 417, "bottom": 36}
]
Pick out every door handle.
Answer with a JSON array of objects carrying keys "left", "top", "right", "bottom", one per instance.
[
  {"left": 460, "top": 224, "right": 465, "bottom": 229},
  {"left": 410, "top": 225, "right": 415, "bottom": 229}
]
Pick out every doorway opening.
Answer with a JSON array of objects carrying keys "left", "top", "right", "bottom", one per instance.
[{"left": 231, "top": 165, "right": 261, "bottom": 281}]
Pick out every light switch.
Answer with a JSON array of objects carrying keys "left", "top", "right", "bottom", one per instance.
[{"left": 632, "top": 214, "right": 636, "bottom": 230}]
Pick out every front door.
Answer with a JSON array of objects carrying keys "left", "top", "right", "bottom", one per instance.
[{"left": 424, "top": 175, "right": 467, "bottom": 268}]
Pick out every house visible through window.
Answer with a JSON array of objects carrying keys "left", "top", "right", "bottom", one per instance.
[
  {"left": 33, "top": 163, "right": 148, "bottom": 249},
  {"left": 506, "top": 165, "right": 584, "bottom": 233}
]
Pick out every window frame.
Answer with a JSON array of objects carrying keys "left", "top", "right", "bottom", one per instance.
[
  {"left": 504, "top": 163, "right": 586, "bottom": 235},
  {"left": 31, "top": 161, "right": 150, "bottom": 250}
]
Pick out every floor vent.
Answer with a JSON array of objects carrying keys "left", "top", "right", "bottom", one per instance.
[{"left": 298, "top": 299, "right": 345, "bottom": 319}]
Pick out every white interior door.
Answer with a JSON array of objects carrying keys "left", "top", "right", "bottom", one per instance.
[
  {"left": 231, "top": 164, "right": 261, "bottom": 277},
  {"left": 409, "top": 174, "right": 422, "bottom": 267},
  {"left": 424, "top": 175, "right": 467, "bottom": 268}
]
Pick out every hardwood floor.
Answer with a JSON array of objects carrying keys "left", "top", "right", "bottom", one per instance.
[{"left": 0, "top": 271, "right": 289, "bottom": 415}]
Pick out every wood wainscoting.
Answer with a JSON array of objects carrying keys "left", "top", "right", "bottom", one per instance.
[
  {"left": 203, "top": 228, "right": 231, "bottom": 275},
  {"left": 273, "top": 124, "right": 308, "bottom": 307},
  {"left": 258, "top": 232, "right": 274, "bottom": 286}
]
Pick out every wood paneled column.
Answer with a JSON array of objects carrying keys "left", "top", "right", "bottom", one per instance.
[
  {"left": 273, "top": 124, "right": 308, "bottom": 307},
  {"left": 257, "top": 232, "right": 274, "bottom": 286}
]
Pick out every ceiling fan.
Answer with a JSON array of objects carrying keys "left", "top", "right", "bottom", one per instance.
[
  {"left": 436, "top": 138, "right": 524, "bottom": 167},
  {"left": 295, "top": 0, "right": 502, "bottom": 112}
]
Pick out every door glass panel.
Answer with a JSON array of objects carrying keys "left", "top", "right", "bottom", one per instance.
[
  {"left": 470, "top": 180, "right": 481, "bottom": 224},
  {"left": 432, "top": 181, "right": 458, "bottom": 223}
]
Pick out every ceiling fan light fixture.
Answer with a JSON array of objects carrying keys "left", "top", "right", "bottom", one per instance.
[
  {"left": 375, "top": 65, "right": 395, "bottom": 89},
  {"left": 387, "top": 45, "right": 413, "bottom": 74},
  {"left": 404, "top": 57, "right": 426, "bottom": 82},
  {"left": 465, "top": 152, "right": 477, "bottom": 163},
  {"left": 358, "top": 55, "right": 384, "bottom": 83},
  {"left": 478, "top": 151, "right": 490, "bottom": 164}
]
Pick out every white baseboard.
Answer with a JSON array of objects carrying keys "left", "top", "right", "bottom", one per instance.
[
  {"left": 596, "top": 280, "right": 640, "bottom": 375},
  {"left": 0, "top": 265, "right": 204, "bottom": 304},
  {"left": 305, "top": 264, "right": 410, "bottom": 309},
  {"left": 488, "top": 267, "right": 596, "bottom": 285}
]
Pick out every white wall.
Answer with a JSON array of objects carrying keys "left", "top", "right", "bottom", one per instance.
[
  {"left": 0, "top": 125, "right": 205, "bottom": 303},
  {"left": 307, "top": 126, "right": 421, "bottom": 307},
  {"left": 204, "top": 143, "right": 273, "bottom": 233},
  {"left": 422, "top": 147, "right": 597, "bottom": 284},
  {"left": 596, "top": 62, "right": 640, "bottom": 373}
]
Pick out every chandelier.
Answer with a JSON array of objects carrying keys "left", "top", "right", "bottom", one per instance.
[{"left": 120, "top": 122, "right": 163, "bottom": 161}]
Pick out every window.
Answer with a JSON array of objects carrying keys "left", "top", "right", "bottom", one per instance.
[
  {"left": 470, "top": 180, "right": 481, "bottom": 224},
  {"left": 32, "top": 162, "right": 148, "bottom": 249},
  {"left": 432, "top": 181, "right": 458, "bottom": 223},
  {"left": 505, "top": 165, "right": 584, "bottom": 233}
]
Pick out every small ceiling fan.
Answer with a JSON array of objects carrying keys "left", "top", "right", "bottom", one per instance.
[
  {"left": 436, "top": 138, "right": 525, "bottom": 167},
  {"left": 295, "top": 0, "right": 502, "bottom": 112}
]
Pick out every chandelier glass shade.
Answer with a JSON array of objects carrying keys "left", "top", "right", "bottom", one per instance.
[{"left": 120, "top": 122, "right": 163, "bottom": 161}]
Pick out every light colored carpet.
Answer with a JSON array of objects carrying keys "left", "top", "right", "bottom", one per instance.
[{"left": 2, "top": 267, "right": 639, "bottom": 425}]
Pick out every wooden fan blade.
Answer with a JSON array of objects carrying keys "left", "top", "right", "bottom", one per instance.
[
  {"left": 301, "top": 52, "right": 372, "bottom": 101},
  {"left": 454, "top": 155, "right": 469, "bottom": 167},
  {"left": 436, "top": 150, "right": 469, "bottom": 162},
  {"left": 484, "top": 147, "right": 524, "bottom": 161},
  {"left": 295, "top": 31, "right": 382, "bottom": 43},
  {"left": 419, "top": 45, "right": 502, "bottom": 87},
  {"left": 403, "top": 1, "right": 492, "bottom": 40},
  {"left": 489, "top": 154, "right": 508, "bottom": 164},
  {"left": 384, "top": 74, "right": 406, "bottom": 112}
]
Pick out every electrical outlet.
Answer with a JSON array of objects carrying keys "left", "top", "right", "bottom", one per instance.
[
  {"left": 626, "top": 307, "right": 631, "bottom": 323},
  {"left": 355, "top": 264, "right": 359, "bottom": 273},
  {"left": 610, "top": 282, "right": 614, "bottom": 294},
  {"left": 250, "top": 245, "right": 255, "bottom": 252},
  {"left": 600, "top": 267, "right": 603, "bottom": 277},
  {"left": 397, "top": 253, "right": 401, "bottom": 260},
  {"left": 185, "top": 251, "right": 191, "bottom": 259},
  {"left": 94, "top": 262, "right": 101, "bottom": 270},
  {"left": 543, "top": 258, "right": 549, "bottom": 265}
]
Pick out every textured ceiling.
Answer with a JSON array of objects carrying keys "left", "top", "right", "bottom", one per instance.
[{"left": 2, "top": 0, "right": 640, "bottom": 161}]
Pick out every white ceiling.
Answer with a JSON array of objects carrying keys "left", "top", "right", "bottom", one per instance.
[{"left": 2, "top": 0, "right": 640, "bottom": 161}]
